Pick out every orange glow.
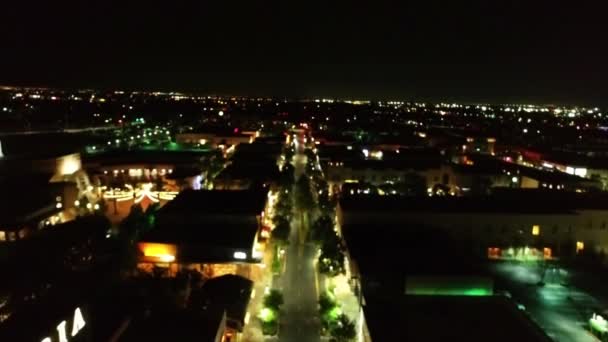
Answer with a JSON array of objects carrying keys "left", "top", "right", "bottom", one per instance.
[
  {"left": 543, "top": 247, "right": 552, "bottom": 259},
  {"left": 487, "top": 247, "right": 501, "bottom": 259},
  {"left": 139, "top": 243, "right": 177, "bottom": 262}
]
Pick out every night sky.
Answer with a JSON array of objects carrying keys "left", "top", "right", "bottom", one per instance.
[{"left": 1, "top": 2, "right": 606, "bottom": 104}]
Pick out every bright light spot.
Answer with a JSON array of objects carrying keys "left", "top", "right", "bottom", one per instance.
[
  {"left": 71, "top": 307, "right": 86, "bottom": 337},
  {"left": 532, "top": 225, "right": 540, "bottom": 236},
  {"left": 93, "top": 203, "right": 100, "bottom": 210},
  {"left": 86, "top": 203, "right": 92, "bottom": 209},
  {"left": 218, "top": 110, "right": 224, "bottom": 117},
  {"left": 577, "top": 241, "right": 585, "bottom": 253},
  {"left": 56, "top": 202, "right": 63, "bottom": 209},
  {"left": 259, "top": 308, "right": 275, "bottom": 322},
  {"left": 234, "top": 251, "right": 247, "bottom": 260},
  {"left": 511, "top": 176, "right": 518, "bottom": 183},
  {"left": 159, "top": 254, "right": 175, "bottom": 262}
]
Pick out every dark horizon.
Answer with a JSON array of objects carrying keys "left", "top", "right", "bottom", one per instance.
[{"left": 2, "top": 2, "right": 606, "bottom": 106}]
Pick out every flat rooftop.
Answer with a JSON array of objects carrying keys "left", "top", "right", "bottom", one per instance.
[
  {"left": 340, "top": 189, "right": 608, "bottom": 214},
  {"left": 158, "top": 189, "right": 266, "bottom": 216},
  {"left": 364, "top": 295, "right": 551, "bottom": 342},
  {"left": 84, "top": 149, "right": 214, "bottom": 166}
]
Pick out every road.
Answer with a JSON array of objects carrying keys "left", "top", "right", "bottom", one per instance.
[
  {"left": 277, "top": 130, "right": 321, "bottom": 342},
  {"left": 489, "top": 262, "right": 599, "bottom": 342},
  {"left": 278, "top": 216, "right": 321, "bottom": 342}
]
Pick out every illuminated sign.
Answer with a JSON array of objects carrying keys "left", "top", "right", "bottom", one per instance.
[
  {"left": 40, "top": 307, "right": 86, "bottom": 342},
  {"left": 234, "top": 251, "right": 247, "bottom": 260}
]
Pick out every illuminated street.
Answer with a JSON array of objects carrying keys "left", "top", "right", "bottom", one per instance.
[
  {"left": 275, "top": 131, "right": 321, "bottom": 342},
  {"left": 490, "top": 262, "right": 599, "bottom": 342}
]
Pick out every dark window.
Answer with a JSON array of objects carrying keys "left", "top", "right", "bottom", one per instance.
[{"left": 601, "top": 221, "right": 606, "bottom": 230}]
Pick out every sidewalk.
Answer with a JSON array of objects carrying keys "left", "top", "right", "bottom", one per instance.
[{"left": 240, "top": 243, "right": 277, "bottom": 342}]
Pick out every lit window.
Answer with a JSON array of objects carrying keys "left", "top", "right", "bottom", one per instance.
[
  {"left": 532, "top": 225, "right": 540, "bottom": 236},
  {"left": 576, "top": 241, "right": 585, "bottom": 253}
]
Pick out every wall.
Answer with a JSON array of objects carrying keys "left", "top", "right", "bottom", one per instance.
[{"left": 340, "top": 207, "right": 608, "bottom": 258}]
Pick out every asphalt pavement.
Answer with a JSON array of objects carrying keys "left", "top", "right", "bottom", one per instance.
[
  {"left": 276, "top": 131, "right": 321, "bottom": 342},
  {"left": 277, "top": 217, "right": 321, "bottom": 342}
]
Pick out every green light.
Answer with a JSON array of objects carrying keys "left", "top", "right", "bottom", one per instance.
[
  {"left": 405, "top": 277, "right": 493, "bottom": 297},
  {"left": 590, "top": 314, "right": 608, "bottom": 333},
  {"left": 407, "top": 287, "right": 491, "bottom": 296},
  {"left": 259, "top": 308, "right": 275, "bottom": 322},
  {"left": 328, "top": 306, "right": 342, "bottom": 320}
]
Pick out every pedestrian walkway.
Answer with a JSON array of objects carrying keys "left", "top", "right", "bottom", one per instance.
[
  {"left": 241, "top": 243, "right": 277, "bottom": 342},
  {"left": 327, "top": 274, "right": 360, "bottom": 320}
]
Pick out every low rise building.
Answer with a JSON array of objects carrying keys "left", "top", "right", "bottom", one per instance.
[
  {"left": 338, "top": 190, "right": 608, "bottom": 260},
  {"left": 137, "top": 189, "right": 268, "bottom": 280}
]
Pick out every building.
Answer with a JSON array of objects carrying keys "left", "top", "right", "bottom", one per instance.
[
  {"left": 137, "top": 189, "right": 268, "bottom": 280},
  {"left": 338, "top": 190, "right": 608, "bottom": 261},
  {"left": 84, "top": 149, "right": 218, "bottom": 189},
  {"left": 118, "top": 309, "right": 228, "bottom": 342},
  {"left": 191, "top": 274, "right": 254, "bottom": 341},
  {"left": 323, "top": 147, "right": 447, "bottom": 189},
  {"left": 176, "top": 129, "right": 257, "bottom": 149},
  {"left": 213, "top": 142, "right": 281, "bottom": 190},
  {"left": 363, "top": 295, "right": 551, "bottom": 342},
  {"left": 0, "top": 216, "right": 116, "bottom": 341},
  {"left": 0, "top": 179, "right": 81, "bottom": 242}
]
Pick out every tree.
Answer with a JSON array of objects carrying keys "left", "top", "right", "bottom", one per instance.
[
  {"left": 283, "top": 146, "right": 295, "bottom": 164},
  {"left": 263, "top": 289, "right": 284, "bottom": 311},
  {"left": 311, "top": 215, "right": 335, "bottom": 243},
  {"left": 279, "top": 163, "right": 295, "bottom": 188},
  {"left": 396, "top": 172, "right": 427, "bottom": 196},
  {"left": 274, "top": 189, "right": 293, "bottom": 219},
  {"left": 330, "top": 314, "right": 356, "bottom": 342},
  {"left": 272, "top": 215, "right": 291, "bottom": 243},
  {"left": 318, "top": 183, "right": 337, "bottom": 214},
  {"left": 318, "top": 233, "right": 346, "bottom": 276},
  {"left": 470, "top": 176, "right": 492, "bottom": 196},
  {"left": 319, "top": 292, "right": 337, "bottom": 317},
  {"left": 295, "top": 175, "right": 315, "bottom": 212}
]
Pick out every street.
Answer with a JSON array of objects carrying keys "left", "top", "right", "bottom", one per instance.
[
  {"left": 275, "top": 130, "right": 321, "bottom": 342},
  {"left": 277, "top": 215, "right": 321, "bottom": 342}
]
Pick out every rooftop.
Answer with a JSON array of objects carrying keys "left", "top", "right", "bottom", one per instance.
[
  {"left": 214, "top": 161, "right": 280, "bottom": 184},
  {"left": 364, "top": 295, "right": 551, "bottom": 342},
  {"left": 118, "top": 309, "right": 225, "bottom": 342},
  {"left": 158, "top": 189, "right": 266, "bottom": 217},
  {"left": 0, "top": 179, "right": 62, "bottom": 226},
  {"left": 0, "top": 133, "right": 84, "bottom": 160},
  {"left": 84, "top": 148, "right": 214, "bottom": 167},
  {"left": 340, "top": 190, "right": 608, "bottom": 214},
  {"left": 192, "top": 274, "right": 253, "bottom": 331}
]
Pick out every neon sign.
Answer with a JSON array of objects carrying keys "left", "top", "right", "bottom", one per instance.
[{"left": 40, "top": 307, "right": 86, "bottom": 342}]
